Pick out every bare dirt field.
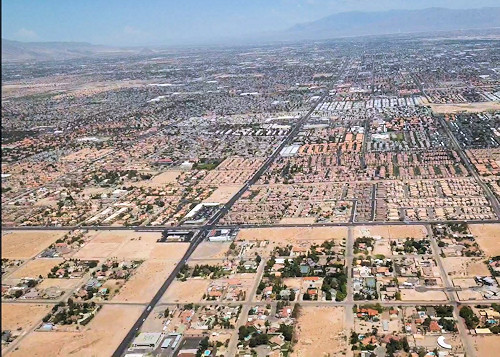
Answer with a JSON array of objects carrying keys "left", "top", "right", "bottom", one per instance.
[
  {"left": 468, "top": 224, "right": 500, "bottom": 256},
  {"left": 73, "top": 242, "right": 122, "bottom": 259},
  {"left": 1, "top": 303, "right": 51, "bottom": 332},
  {"left": 473, "top": 335, "right": 500, "bottom": 357},
  {"left": 150, "top": 170, "right": 182, "bottom": 185},
  {"left": 400, "top": 290, "right": 447, "bottom": 301},
  {"left": 1, "top": 230, "right": 67, "bottom": 259},
  {"left": 113, "top": 259, "right": 178, "bottom": 303},
  {"left": 291, "top": 306, "right": 347, "bottom": 357},
  {"left": 457, "top": 290, "right": 484, "bottom": 301},
  {"left": 162, "top": 279, "right": 212, "bottom": 303},
  {"left": 203, "top": 184, "right": 242, "bottom": 204},
  {"left": 73, "top": 231, "right": 185, "bottom": 260},
  {"left": 452, "top": 278, "right": 478, "bottom": 289},
  {"left": 430, "top": 102, "right": 500, "bottom": 114},
  {"left": 7, "top": 305, "right": 143, "bottom": 357},
  {"left": 9, "top": 258, "right": 64, "bottom": 279},
  {"left": 278, "top": 217, "right": 317, "bottom": 224},
  {"left": 37, "top": 278, "right": 82, "bottom": 291},
  {"left": 149, "top": 243, "right": 189, "bottom": 260},
  {"left": 373, "top": 239, "right": 393, "bottom": 256},
  {"left": 87, "top": 231, "right": 131, "bottom": 244},
  {"left": 354, "top": 225, "right": 427, "bottom": 239},
  {"left": 443, "top": 257, "right": 490, "bottom": 277},
  {"left": 236, "top": 227, "right": 347, "bottom": 244},
  {"left": 112, "top": 234, "right": 185, "bottom": 260},
  {"left": 190, "top": 242, "right": 231, "bottom": 260}
]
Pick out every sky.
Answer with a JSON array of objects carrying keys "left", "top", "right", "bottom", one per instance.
[{"left": 2, "top": 0, "right": 499, "bottom": 46}]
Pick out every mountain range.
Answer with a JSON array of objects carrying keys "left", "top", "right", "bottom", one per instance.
[
  {"left": 2, "top": 7, "right": 500, "bottom": 62},
  {"left": 284, "top": 7, "right": 500, "bottom": 40}
]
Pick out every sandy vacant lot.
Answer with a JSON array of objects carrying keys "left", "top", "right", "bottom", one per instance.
[
  {"left": 73, "top": 242, "right": 122, "bottom": 259},
  {"left": 1, "top": 231, "right": 67, "bottom": 259},
  {"left": 373, "top": 239, "right": 393, "bottom": 256},
  {"left": 473, "top": 335, "right": 500, "bottom": 357},
  {"left": 457, "top": 290, "right": 484, "bottom": 301},
  {"left": 113, "top": 259, "right": 178, "bottom": 303},
  {"left": 400, "top": 290, "right": 447, "bottom": 301},
  {"left": 190, "top": 242, "right": 231, "bottom": 260},
  {"left": 37, "top": 278, "right": 82, "bottom": 291},
  {"left": 151, "top": 170, "right": 182, "bottom": 185},
  {"left": 354, "top": 225, "right": 427, "bottom": 239},
  {"left": 73, "top": 231, "right": 186, "bottom": 260},
  {"left": 8, "top": 305, "right": 143, "bottom": 357},
  {"left": 279, "top": 217, "right": 317, "bottom": 224},
  {"left": 291, "top": 306, "right": 347, "bottom": 357},
  {"left": 203, "top": 185, "right": 242, "bottom": 204},
  {"left": 443, "top": 257, "right": 490, "bottom": 277},
  {"left": 9, "top": 258, "right": 64, "bottom": 279},
  {"left": 1, "top": 303, "right": 51, "bottom": 332},
  {"left": 430, "top": 102, "right": 500, "bottom": 114},
  {"left": 112, "top": 234, "right": 185, "bottom": 260},
  {"left": 237, "top": 227, "right": 347, "bottom": 244},
  {"left": 469, "top": 224, "right": 500, "bottom": 256},
  {"left": 283, "top": 278, "right": 302, "bottom": 290},
  {"left": 162, "top": 279, "right": 212, "bottom": 303}
]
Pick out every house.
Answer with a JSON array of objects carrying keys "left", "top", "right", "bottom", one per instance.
[
  {"left": 279, "top": 307, "right": 292, "bottom": 318},
  {"left": 269, "top": 334, "right": 286, "bottom": 348},
  {"left": 429, "top": 321, "right": 441, "bottom": 333},
  {"left": 361, "top": 335, "right": 378, "bottom": 346}
]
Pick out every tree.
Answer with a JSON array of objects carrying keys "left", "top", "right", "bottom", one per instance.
[
  {"left": 238, "top": 326, "right": 248, "bottom": 340},
  {"left": 279, "top": 324, "right": 294, "bottom": 341}
]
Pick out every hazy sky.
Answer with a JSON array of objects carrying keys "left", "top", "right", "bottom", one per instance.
[{"left": 2, "top": 0, "right": 499, "bottom": 46}]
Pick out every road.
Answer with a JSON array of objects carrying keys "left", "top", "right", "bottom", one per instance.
[
  {"left": 344, "top": 226, "right": 355, "bottom": 357},
  {"left": 427, "top": 225, "right": 476, "bottom": 357},
  {"left": 225, "top": 258, "right": 266, "bottom": 357},
  {"left": 5, "top": 217, "right": 500, "bottom": 232}
]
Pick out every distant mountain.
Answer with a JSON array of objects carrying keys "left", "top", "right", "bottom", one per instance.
[
  {"left": 1, "top": 39, "right": 139, "bottom": 62},
  {"left": 285, "top": 7, "right": 500, "bottom": 40}
]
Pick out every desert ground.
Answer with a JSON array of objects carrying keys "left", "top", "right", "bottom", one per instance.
[
  {"left": 457, "top": 290, "right": 484, "bottom": 301},
  {"left": 468, "top": 224, "right": 500, "bottom": 256},
  {"left": 372, "top": 239, "right": 393, "bottom": 256},
  {"left": 162, "top": 279, "right": 212, "bottom": 303},
  {"left": 7, "top": 305, "right": 143, "bottom": 357},
  {"left": 452, "top": 278, "right": 478, "bottom": 289},
  {"left": 73, "top": 242, "right": 123, "bottom": 259},
  {"left": 150, "top": 170, "right": 182, "bottom": 184},
  {"left": 400, "top": 290, "right": 448, "bottom": 301},
  {"left": 113, "top": 259, "right": 179, "bottom": 303},
  {"left": 203, "top": 184, "right": 242, "bottom": 204},
  {"left": 72, "top": 230, "right": 186, "bottom": 260},
  {"left": 190, "top": 241, "right": 231, "bottom": 260},
  {"left": 1, "top": 230, "right": 67, "bottom": 259},
  {"left": 473, "top": 335, "right": 500, "bottom": 357},
  {"left": 291, "top": 306, "right": 347, "bottom": 357},
  {"left": 237, "top": 227, "right": 347, "bottom": 244},
  {"left": 1, "top": 303, "right": 51, "bottom": 332},
  {"left": 430, "top": 102, "right": 500, "bottom": 114},
  {"left": 354, "top": 225, "right": 427, "bottom": 239},
  {"left": 443, "top": 257, "right": 490, "bottom": 277},
  {"left": 8, "top": 258, "right": 64, "bottom": 279},
  {"left": 112, "top": 234, "right": 186, "bottom": 260},
  {"left": 278, "top": 217, "right": 317, "bottom": 224},
  {"left": 36, "top": 277, "right": 83, "bottom": 291},
  {"left": 282, "top": 278, "right": 303, "bottom": 291}
]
